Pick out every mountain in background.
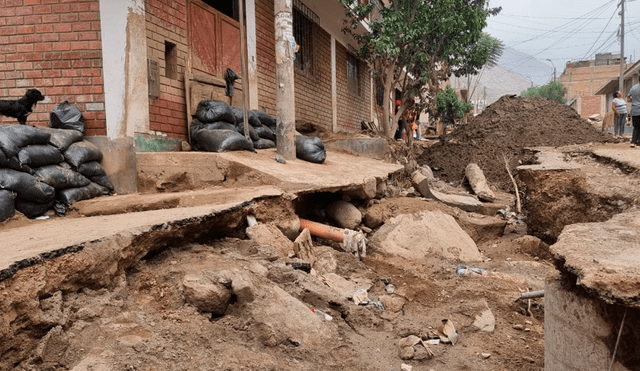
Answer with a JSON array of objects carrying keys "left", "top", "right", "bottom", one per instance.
[{"left": 450, "top": 47, "right": 556, "bottom": 107}]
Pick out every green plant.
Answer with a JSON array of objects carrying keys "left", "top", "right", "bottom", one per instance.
[
  {"left": 521, "top": 81, "right": 567, "bottom": 104},
  {"left": 437, "top": 86, "right": 473, "bottom": 121}
]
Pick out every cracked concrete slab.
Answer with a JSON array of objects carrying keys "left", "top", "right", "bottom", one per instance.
[{"left": 550, "top": 210, "right": 640, "bottom": 307}]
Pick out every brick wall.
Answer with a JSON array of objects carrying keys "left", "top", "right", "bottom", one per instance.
[
  {"left": 255, "top": 0, "right": 276, "bottom": 115},
  {"left": 335, "top": 42, "right": 370, "bottom": 132},
  {"left": 145, "top": 0, "right": 188, "bottom": 139},
  {"left": 0, "top": 0, "right": 106, "bottom": 136},
  {"left": 294, "top": 25, "right": 332, "bottom": 130},
  {"left": 580, "top": 95, "right": 602, "bottom": 119}
]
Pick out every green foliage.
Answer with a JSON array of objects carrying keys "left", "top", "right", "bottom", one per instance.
[
  {"left": 521, "top": 81, "right": 567, "bottom": 104},
  {"left": 437, "top": 87, "right": 473, "bottom": 118}
]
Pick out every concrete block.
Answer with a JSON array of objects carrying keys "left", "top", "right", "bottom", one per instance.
[
  {"left": 135, "top": 133, "right": 183, "bottom": 152},
  {"left": 85, "top": 136, "right": 137, "bottom": 195},
  {"left": 136, "top": 152, "right": 225, "bottom": 193},
  {"left": 325, "top": 138, "right": 390, "bottom": 160},
  {"left": 544, "top": 275, "right": 631, "bottom": 371}
]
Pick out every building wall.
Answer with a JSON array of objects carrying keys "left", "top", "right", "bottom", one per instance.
[
  {"left": 0, "top": 0, "right": 106, "bottom": 136},
  {"left": 335, "top": 42, "right": 370, "bottom": 132},
  {"left": 254, "top": 0, "right": 371, "bottom": 132},
  {"left": 255, "top": 0, "right": 276, "bottom": 115},
  {"left": 559, "top": 64, "right": 622, "bottom": 119},
  {"left": 293, "top": 26, "right": 332, "bottom": 130},
  {"left": 145, "top": 0, "right": 188, "bottom": 139}
]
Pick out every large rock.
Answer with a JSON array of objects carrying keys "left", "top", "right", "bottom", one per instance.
[
  {"left": 246, "top": 223, "right": 294, "bottom": 258},
  {"left": 326, "top": 200, "right": 362, "bottom": 229},
  {"left": 465, "top": 163, "right": 496, "bottom": 202},
  {"left": 370, "top": 211, "right": 482, "bottom": 262},
  {"left": 182, "top": 274, "right": 232, "bottom": 315}
]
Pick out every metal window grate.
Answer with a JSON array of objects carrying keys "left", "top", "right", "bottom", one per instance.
[{"left": 293, "top": 0, "right": 319, "bottom": 73}]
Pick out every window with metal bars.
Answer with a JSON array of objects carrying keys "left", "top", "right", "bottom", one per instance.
[
  {"left": 347, "top": 53, "right": 359, "bottom": 94},
  {"left": 376, "top": 84, "right": 384, "bottom": 106},
  {"left": 293, "top": 8, "right": 313, "bottom": 72}
]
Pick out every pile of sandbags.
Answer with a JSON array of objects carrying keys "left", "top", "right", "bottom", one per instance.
[
  {"left": 0, "top": 124, "right": 112, "bottom": 222},
  {"left": 191, "top": 100, "right": 277, "bottom": 152},
  {"left": 190, "top": 100, "right": 326, "bottom": 163}
]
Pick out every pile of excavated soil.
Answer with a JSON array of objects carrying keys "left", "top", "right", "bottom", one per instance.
[{"left": 418, "top": 95, "right": 614, "bottom": 190}]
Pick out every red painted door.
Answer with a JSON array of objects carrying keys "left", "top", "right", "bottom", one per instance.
[{"left": 189, "top": 1, "right": 241, "bottom": 78}]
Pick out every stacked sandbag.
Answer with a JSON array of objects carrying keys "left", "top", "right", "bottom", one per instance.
[
  {"left": 234, "top": 108, "right": 277, "bottom": 149},
  {"left": 191, "top": 100, "right": 255, "bottom": 153},
  {"left": 0, "top": 123, "right": 112, "bottom": 222}
]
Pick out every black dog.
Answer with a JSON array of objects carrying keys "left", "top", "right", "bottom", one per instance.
[{"left": 0, "top": 89, "right": 45, "bottom": 125}]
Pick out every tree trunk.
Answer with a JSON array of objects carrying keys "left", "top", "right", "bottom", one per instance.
[{"left": 381, "top": 62, "right": 396, "bottom": 138}]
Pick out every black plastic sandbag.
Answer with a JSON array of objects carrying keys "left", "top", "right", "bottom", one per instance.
[
  {"left": 204, "top": 121, "right": 238, "bottom": 132},
  {"left": 14, "top": 198, "right": 54, "bottom": 219},
  {"left": 89, "top": 174, "right": 114, "bottom": 192},
  {"left": 0, "top": 124, "right": 51, "bottom": 158},
  {"left": 235, "top": 122, "right": 260, "bottom": 142},
  {"left": 0, "top": 150, "right": 6, "bottom": 168},
  {"left": 252, "top": 110, "right": 277, "bottom": 130},
  {"left": 57, "top": 182, "right": 109, "bottom": 206},
  {"left": 18, "top": 144, "right": 64, "bottom": 168},
  {"left": 194, "top": 129, "right": 256, "bottom": 153},
  {"left": 50, "top": 101, "right": 85, "bottom": 133},
  {"left": 0, "top": 169, "right": 55, "bottom": 203},
  {"left": 195, "top": 100, "right": 235, "bottom": 124},
  {"left": 230, "top": 107, "right": 262, "bottom": 128},
  {"left": 4, "top": 156, "right": 34, "bottom": 174},
  {"left": 77, "top": 161, "right": 106, "bottom": 178},
  {"left": 0, "top": 190, "right": 16, "bottom": 222},
  {"left": 34, "top": 164, "right": 90, "bottom": 189},
  {"left": 295, "top": 135, "right": 326, "bottom": 164},
  {"left": 36, "top": 127, "right": 83, "bottom": 151},
  {"left": 253, "top": 138, "right": 276, "bottom": 149},
  {"left": 64, "top": 140, "right": 103, "bottom": 168},
  {"left": 254, "top": 124, "right": 276, "bottom": 142}
]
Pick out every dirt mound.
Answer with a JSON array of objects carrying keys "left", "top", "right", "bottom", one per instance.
[{"left": 418, "top": 95, "right": 614, "bottom": 190}]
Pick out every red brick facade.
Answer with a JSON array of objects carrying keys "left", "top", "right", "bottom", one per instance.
[
  {"left": 255, "top": 0, "right": 371, "bottom": 131},
  {"left": 255, "top": 0, "right": 276, "bottom": 114},
  {"left": 145, "top": 0, "right": 188, "bottom": 139},
  {"left": 0, "top": 0, "right": 106, "bottom": 136},
  {"left": 335, "top": 42, "right": 370, "bottom": 131},
  {"left": 580, "top": 95, "right": 602, "bottom": 119}
]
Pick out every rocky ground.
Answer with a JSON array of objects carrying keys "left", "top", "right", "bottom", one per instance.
[{"left": 5, "top": 97, "right": 640, "bottom": 371}]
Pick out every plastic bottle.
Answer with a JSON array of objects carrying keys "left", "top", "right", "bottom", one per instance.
[{"left": 311, "top": 308, "right": 333, "bottom": 321}]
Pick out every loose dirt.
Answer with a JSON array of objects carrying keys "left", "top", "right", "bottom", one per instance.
[{"left": 418, "top": 96, "right": 615, "bottom": 190}]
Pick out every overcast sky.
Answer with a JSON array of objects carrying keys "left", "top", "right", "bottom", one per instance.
[{"left": 484, "top": 0, "right": 640, "bottom": 79}]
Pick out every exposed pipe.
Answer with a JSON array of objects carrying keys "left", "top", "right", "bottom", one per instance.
[
  {"left": 299, "top": 218, "right": 344, "bottom": 242},
  {"left": 516, "top": 290, "right": 544, "bottom": 301}
]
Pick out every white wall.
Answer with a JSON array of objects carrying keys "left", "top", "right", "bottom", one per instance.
[{"left": 99, "top": 0, "right": 150, "bottom": 139}]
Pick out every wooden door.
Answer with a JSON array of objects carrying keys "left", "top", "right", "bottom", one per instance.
[{"left": 189, "top": 1, "right": 241, "bottom": 78}]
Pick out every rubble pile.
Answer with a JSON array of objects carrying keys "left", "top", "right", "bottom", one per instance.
[{"left": 419, "top": 95, "right": 613, "bottom": 190}]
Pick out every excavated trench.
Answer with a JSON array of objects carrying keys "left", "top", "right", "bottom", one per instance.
[{"left": 3, "top": 146, "right": 640, "bottom": 370}]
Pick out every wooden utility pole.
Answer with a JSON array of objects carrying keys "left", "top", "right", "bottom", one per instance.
[
  {"left": 619, "top": 0, "right": 625, "bottom": 93},
  {"left": 239, "top": 0, "right": 250, "bottom": 141},
  {"left": 274, "top": 0, "right": 296, "bottom": 161}
]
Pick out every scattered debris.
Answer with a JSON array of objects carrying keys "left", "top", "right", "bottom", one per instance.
[{"left": 434, "top": 319, "right": 458, "bottom": 345}]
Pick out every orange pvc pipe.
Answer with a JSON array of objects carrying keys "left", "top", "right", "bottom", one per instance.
[{"left": 299, "top": 218, "right": 344, "bottom": 242}]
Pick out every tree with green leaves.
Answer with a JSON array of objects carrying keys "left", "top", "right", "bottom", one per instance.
[
  {"left": 341, "top": 0, "right": 500, "bottom": 140},
  {"left": 521, "top": 81, "right": 567, "bottom": 104},
  {"left": 437, "top": 86, "right": 473, "bottom": 131},
  {"left": 461, "top": 34, "right": 503, "bottom": 104}
]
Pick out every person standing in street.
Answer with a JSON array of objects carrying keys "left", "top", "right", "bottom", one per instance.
[
  {"left": 612, "top": 90, "right": 627, "bottom": 138},
  {"left": 626, "top": 75, "right": 640, "bottom": 147}
]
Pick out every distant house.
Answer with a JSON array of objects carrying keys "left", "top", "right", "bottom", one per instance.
[
  {"left": 559, "top": 53, "right": 627, "bottom": 119},
  {"left": 0, "top": 0, "right": 390, "bottom": 193},
  {"left": 595, "top": 59, "right": 640, "bottom": 112}
]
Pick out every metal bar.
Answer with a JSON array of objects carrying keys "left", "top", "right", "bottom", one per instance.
[
  {"left": 239, "top": 0, "right": 251, "bottom": 141},
  {"left": 516, "top": 290, "right": 544, "bottom": 301}
]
